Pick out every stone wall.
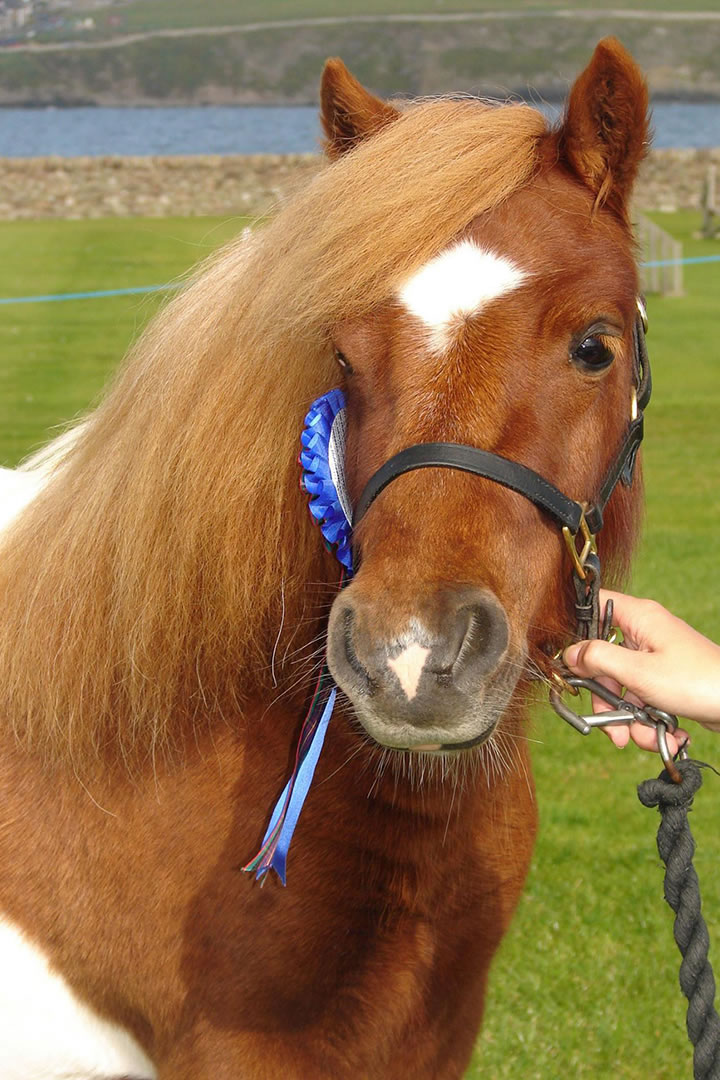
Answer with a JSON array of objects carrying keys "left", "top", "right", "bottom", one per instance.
[
  {"left": 0, "top": 153, "right": 320, "bottom": 220},
  {"left": 0, "top": 148, "right": 718, "bottom": 221},
  {"left": 640, "top": 148, "right": 720, "bottom": 213}
]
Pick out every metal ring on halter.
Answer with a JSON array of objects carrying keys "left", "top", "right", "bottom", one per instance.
[{"left": 561, "top": 508, "right": 596, "bottom": 582}]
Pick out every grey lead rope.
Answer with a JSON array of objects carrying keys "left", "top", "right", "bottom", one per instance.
[{"left": 638, "top": 759, "right": 720, "bottom": 1079}]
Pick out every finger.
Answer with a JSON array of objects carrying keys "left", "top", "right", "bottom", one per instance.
[
  {"left": 628, "top": 724, "right": 690, "bottom": 754},
  {"left": 603, "top": 725, "right": 631, "bottom": 748},
  {"left": 589, "top": 674, "right": 624, "bottom": 714},
  {"left": 598, "top": 590, "right": 656, "bottom": 649},
  {"left": 598, "top": 590, "right": 676, "bottom": 652},
  {"left": 629, "top": 724, "right": 666, "bottom": 752},
  {"left": 598, "top": 590, "right": 645, "bottom": 636},
  {"left": 563, "top": 637, "right": 649, "bottom": 693}
]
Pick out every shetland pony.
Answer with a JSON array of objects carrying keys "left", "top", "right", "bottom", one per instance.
[{"left": 0, "top": 38, "right": 649, "bottom": 1080}]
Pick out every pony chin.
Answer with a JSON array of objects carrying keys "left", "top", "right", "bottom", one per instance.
[{"left": 350, "top": 706, "right": 501, "bottom": 754}]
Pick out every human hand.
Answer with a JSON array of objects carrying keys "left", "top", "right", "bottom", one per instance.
[{"left": 562, "top": 590, "right": 720, "bottom": 753}]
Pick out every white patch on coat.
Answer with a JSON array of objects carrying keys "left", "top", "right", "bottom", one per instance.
[
  {"left": 0, "top": 917, "right": 157, "bottom": 1080},
  {"left": 388, "top": 643, "right": 431, "bottom": 701},
  {"left": 397, "top": 240, "right": 526, "bottom": 351},
  {"left": 0, "top": 468, "right": 47, "bottom": 535},
  {"left": 19, "top": 422, "right": 85, "bottom": 477},
  {"left": 0, "top": 423, "right": 84, "bottom": 537}
]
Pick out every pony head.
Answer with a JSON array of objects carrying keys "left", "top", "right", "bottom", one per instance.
[
  {"left": 0, "top": 39, "right": 647, "bottom": 772},
  {"left": 323, "top": 39, "right": 649, "bottom": 753}
]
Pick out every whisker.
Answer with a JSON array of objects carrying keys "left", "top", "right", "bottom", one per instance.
[
  {"left": 442, "top": 769, "right": 460, "bottom": 845},
  {"left": 318, "top": 741, "right": 367, "bottom": 786},
  {"left": 260, "top": 655, "right": 329, "bottom": 719},
  {"left": 289, "top": 639, "right": 328, "bottom": 664},
  {"left": 269, "top": 579, "right": 286, "bottom": 688},
  {"left": 501, "top": 730, "right": 544, "bottom": 746}
]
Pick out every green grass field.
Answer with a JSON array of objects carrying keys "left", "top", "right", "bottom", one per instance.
[
  {"left": 0, "top": 210, "right": 719, "bottom": 1078},
  {"left": 0, "top": 216, "right": 242, "bottom": 464}
]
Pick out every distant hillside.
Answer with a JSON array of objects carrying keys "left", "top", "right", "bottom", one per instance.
[
  {"left": 0, "top": 12, "right": 719, "bottom": 106},
  {"left": 32, "top": 1, "right": 720, "bottom": 43}
]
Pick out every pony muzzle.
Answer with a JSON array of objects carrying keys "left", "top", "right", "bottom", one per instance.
[{"left": 326, "top": 585, "right": 515, "bottom": 751}]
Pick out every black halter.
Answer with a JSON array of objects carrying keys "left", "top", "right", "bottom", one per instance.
[{"left": 352, "top": 300, "right": 651, "bottom": 641}]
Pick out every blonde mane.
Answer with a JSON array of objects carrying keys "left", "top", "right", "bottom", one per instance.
[{"left": 0, "top": 98, "right": 547, "bottom": 766}]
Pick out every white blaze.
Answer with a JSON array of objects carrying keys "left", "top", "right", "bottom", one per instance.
[
  {"left": 0, "top": 917, "right": 157, "bottom": 1079},
  {"left": 397, "top": 239, "right": 526, "bottom": 351},
  {"left": 388, "top": 643, "right": 431, "bottom": 701}
]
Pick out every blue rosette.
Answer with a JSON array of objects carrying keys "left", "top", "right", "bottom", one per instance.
[
  {"left": 300, "top": 388, "right": 353, "bottom": 574},
  {"left": 242, "top": 389, "right": 351, "bottom": 885}
]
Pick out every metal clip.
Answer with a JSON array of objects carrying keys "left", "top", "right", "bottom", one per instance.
[
  {"left": 549, "top": 672, "right": 686, "bottom": 782},
  {"left": 561, "top": 509, "right": 597, "bottom": 581}
]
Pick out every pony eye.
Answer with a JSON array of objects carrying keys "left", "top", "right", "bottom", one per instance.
[
  {"left": 334, "top": 348, "right": 353, "bottom": 375},
  {"left": 572, "top": 335, "right": 614, "bottom": 371}
]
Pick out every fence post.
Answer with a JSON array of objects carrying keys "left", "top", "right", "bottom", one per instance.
[{"left": 636, "top": 212, "right": 684, "bottom": 298}]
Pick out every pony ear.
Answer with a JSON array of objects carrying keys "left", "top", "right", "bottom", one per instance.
[
  {"left": 557, "top": 37, "right": 649, "bottom": 218},
  {"left": 320, "top": 58, "right": 401, "bottom": 160}
]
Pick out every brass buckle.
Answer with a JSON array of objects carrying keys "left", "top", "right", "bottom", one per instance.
[
  {"left": 561, "top": 509, "right": 596, "bottom": 581},
  {"left": 550, "top": 651, "right": 580, "bottom": 696}
]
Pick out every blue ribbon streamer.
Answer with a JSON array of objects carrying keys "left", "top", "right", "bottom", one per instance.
[{"left": 250, "top": 686, "right": 337, "bottom": 885}]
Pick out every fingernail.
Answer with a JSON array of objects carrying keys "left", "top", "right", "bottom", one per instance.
[{"left": 563, "top": 643, "right": 581, "bottom": 667}]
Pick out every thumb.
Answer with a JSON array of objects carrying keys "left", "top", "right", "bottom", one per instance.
[{"left": 563, "top": 638, "right": 648, "bottom": 691}]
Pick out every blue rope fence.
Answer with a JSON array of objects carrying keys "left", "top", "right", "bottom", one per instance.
[
  {"left": 0, "top": 283, "right": 176, "bottom": 305},
  {"left": 644, "top": 254, "right": 720, "bottom": 268},
  {"left": 0, "top": 254, "right": 718, "bottom": 306}
]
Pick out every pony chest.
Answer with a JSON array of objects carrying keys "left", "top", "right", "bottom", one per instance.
[{"left": 0, "top": 917, "right": 156, "bottom": 1080}]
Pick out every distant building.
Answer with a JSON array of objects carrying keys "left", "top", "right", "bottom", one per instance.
[{"left": 0, "top": 0, "right": 34, "bottom": 34}]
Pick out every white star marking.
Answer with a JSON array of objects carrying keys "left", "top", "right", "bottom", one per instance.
[{"left": 397, "top": 239, "right": 526, "bottom": 351}]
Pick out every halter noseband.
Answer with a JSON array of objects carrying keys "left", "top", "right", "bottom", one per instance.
[{"left": 353, "top": 299, "right": 651, "bottom": 641}]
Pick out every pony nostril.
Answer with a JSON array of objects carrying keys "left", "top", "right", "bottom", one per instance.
[
  {"left": 341, "top": 608, "right": 375, "bottom": 692},
  {"left": 455, "top": 608, "right": 492, "bottom": 669},
  {"left": 329, "top": 587, "right": 509, "bottom": 709},
  {"left": 435, "top": 669, "right": 453, "bottom": 688},
  {"left": 446, "top": 598, "right": 509, "bottom": 684},
  {"left": 426, "top": 607, "right": 494, "bottom": 679}
]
